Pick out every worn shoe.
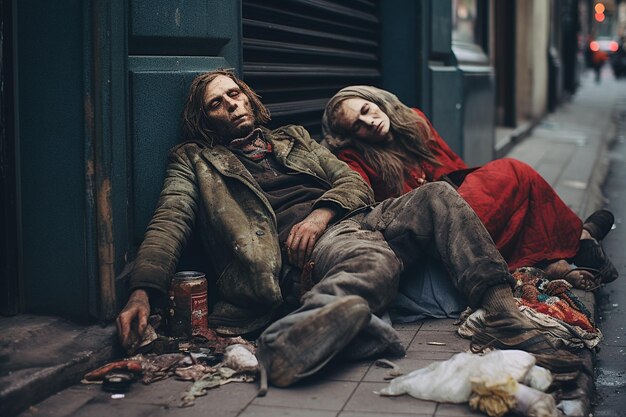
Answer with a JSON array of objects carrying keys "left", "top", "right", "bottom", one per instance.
[
  {"left": 256, "top": 295, "right": 370, "bottom": 388},
  {"left": 470, "top": 312, "right": 583, "bottom": 374},
  {"left": 574, "top": 239, "right": 619, "bottom": 284},
  {"left": 471, "top": 312, "right": 559, "bottom": 353},
  {"left": 582, "top": 209, "right": 614, "bottom": 241}
]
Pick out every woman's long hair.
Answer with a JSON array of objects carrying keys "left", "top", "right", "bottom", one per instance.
[
  {"left": 322, "top": 85, "right": 439, "bottom": 197},
  {"left": 181, "top": 69, "right": 271, "bottom": 146}
]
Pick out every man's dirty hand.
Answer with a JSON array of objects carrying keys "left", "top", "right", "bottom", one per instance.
[
  {"left": 116, "top": 289, "right": 150, "bottom": 350},
  {"left": 286, "top": 207, "right": 336, "bottom": 268}
]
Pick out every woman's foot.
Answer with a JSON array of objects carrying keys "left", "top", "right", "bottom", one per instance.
[
  {"left": 544, "top": 260, "right": 601, "bottom": 291},
  {"left": 582, "top": 209, "right": 614, "bottom": 241},
  {"left": 544, "top": 260, "right": 571, "bottom": 279}
]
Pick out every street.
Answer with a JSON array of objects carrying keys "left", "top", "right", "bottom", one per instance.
[{"left": 594, "top": 89, "right": 626, "bottom": 417}]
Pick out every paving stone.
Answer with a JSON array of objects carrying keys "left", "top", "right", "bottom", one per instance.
[
  {"left": 18, "top": 385, "right": 99, "bottom": 417},
  {"left": 417, "top": 319, "right": 458, "bottom": 332},
  {"left": 82, "top": 378, "right": 258, "bottom": 415},
  {"left": 115, "top": 379, "right": 191, "bottom": 406},
  {"left": 391, "top": 322, "right": 423, "bottom": 331},
  {"left": 66, "top": 399, "right": 160, "bottom": 417},
  {"left": 339, "top": 412, "right": 429, "bottom": 417},
  {"left": 240, "top": 404, "right": 336, "bottom": 417},
  {"left": 363, "top": 358, "right": 436, "bottom": 383},
  {"left": 175, "top": 381, "right": 258, "bottom": 411},
  {"left": 343, "top": 381, "right": 435, "bottom": 415},
  {"left": 318, "top": 359, "right": 370, "bottom": 382},
  {"left": 403, "top": 350, "right": 456, "bottom": 361},
  {"left": 434, "top": 402, "right": 485, "bottom": 416},
  {"left": 561, "top": 145, "right": 598, "bottom": 184},
  {"left": 532, "top": 161, "right": 563, "bottom": 186},
  {"left": 252, "top": 380, "right": 358, "bottom": 411},
  {"left": 395, "top": 330, "right": 417, "bottom": 350},
  {"left": 554, "top": 185, "right": 585, "bottom": 213},
  {"left": 150, "top": 404, "right": 240, "bottom": 417},
  {"left": 409, "top": 330, "right": 468, "bottom": 353}
]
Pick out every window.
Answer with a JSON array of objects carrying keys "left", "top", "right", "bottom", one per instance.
[{"left": 452, "top": 0, "right": 478, "bottom": 44}]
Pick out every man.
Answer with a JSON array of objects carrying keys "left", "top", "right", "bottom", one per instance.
[{"left": 117, "top": 70, "right": 578, "bottom": 388}]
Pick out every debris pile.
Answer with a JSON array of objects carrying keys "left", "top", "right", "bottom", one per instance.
[{"left": 83, "top": 316, "right": 259, "bottom": 407}]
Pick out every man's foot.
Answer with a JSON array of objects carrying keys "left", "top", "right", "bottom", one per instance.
[
  {"left": 256, "top": 296, "right": 370, "bottom": 388},
  {"left": 470, "top": 312, "right": 583, "bottom": 374},
  {"left": 471, "top": 312, "right": 562, "bottom": 354},
  {"left": 582, "top": 209, "right": 614, "bottom": 241}
]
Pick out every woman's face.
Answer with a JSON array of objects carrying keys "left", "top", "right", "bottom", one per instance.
[{"left": 335, "top": 98, "right": 393, "bottom": 144}]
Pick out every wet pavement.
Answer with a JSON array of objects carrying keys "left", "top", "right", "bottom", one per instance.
[
  {"left": 593, "top": 95, "right": 626, "bottom": 417},
  {"left": 3, "top": 68, "right": 626, "bottom": 417}
]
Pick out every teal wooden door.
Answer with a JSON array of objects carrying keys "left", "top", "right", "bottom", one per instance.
[{"left": 121, "top": 1, "right": 242, "bottom": 315}]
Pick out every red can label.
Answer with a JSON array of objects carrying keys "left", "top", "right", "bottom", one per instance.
[
  {"left": 168, "top": 271, "right": 209, "bottom": 338},
  {"left": 190, "top": 291, "right": 208, "bottom": 335}
]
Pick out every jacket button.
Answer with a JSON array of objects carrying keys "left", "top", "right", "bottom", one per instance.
[{"left": 256, "top": 230, "right": 265, "bottom": 236}]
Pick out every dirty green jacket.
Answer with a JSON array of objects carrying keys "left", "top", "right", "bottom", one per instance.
[{"left": 130, "top": 125, "right": 374, "bottom": 335}]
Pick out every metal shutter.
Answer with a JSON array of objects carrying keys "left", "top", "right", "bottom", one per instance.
[{"left": 243, "top": 0, "right": 381, "bottom": 138}]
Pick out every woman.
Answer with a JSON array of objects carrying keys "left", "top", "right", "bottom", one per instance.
[{"left": 322, "top": 85, "right": 617, "bottom": 289}]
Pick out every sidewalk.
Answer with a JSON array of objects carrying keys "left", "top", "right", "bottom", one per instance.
[{"left": 3, "top": 69, "right": 623, "bottom": 417}]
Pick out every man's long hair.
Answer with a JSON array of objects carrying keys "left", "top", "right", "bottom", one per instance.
[
  {"left": 321, "top": 85, "right": 439, "bottom": 198},
  {"left": 182, "top": 69, "right": 271, "bottom": 146}
]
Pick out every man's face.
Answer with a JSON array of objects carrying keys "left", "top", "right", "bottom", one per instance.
[{"left": 203, "top": 75, "right": 256, "bottom": 141}]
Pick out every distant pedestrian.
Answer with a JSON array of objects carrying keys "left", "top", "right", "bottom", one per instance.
[{"left": 591, "top": 49, "right": 609, "bottom": 83}]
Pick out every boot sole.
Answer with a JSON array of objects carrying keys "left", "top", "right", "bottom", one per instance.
[{"left": 261, "top": 295, "right": 371, "bottom": 387}]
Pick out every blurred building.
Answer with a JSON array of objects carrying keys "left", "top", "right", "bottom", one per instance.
[{"left": 0, "top": 0, "right": 594, "bottom": 322}]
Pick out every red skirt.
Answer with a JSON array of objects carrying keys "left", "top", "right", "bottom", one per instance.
[{"left": 457, "top": 158, "right": 583, "bottom": 270}]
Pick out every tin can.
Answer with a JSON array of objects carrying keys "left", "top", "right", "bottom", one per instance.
[{"left": 168, "top": 271, "right": 208, "bottom": 338}]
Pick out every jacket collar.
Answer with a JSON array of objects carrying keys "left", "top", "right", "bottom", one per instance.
[
  {"left": 199, "top": 126, "right": 295, "bottom": 180},
  {"left": 265, "top": 127, "right": 295, "bottom": 165}
]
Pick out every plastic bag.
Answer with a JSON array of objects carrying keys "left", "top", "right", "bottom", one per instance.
[{"left": 377, "top": 350, "right": 548, "bottom": 403}]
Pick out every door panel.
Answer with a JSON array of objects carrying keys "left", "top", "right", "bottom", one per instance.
[
  {"left": 129, "top": 57, "right": 228, "bottom": 244},
  {"left": 126, "top": 1, "right": 241, "bottom": 251},
  {"left": 129, "top": 0, "right": 238, "bottom": 57}
]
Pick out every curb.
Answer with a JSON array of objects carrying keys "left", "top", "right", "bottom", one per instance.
[{"left": 0, "top": 323, "right": 120, "bottom": 417}]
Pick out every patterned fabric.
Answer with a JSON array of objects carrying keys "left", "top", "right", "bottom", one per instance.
[
  {"left": 458, "top": 267, "right": 602, "bottom": 349},
  {"left": 228, "top": 128, "right": 273, "bottom": 160},
  {"left": 512, "top": 267, "right": 596, "bottom": 333}
]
